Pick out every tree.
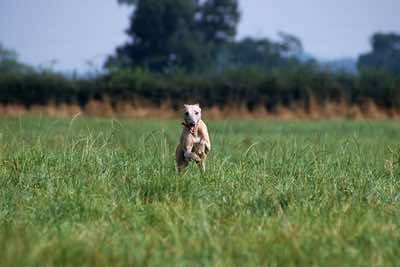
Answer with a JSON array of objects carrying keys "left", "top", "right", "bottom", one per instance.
[
  {"left": 0, "top": 44, "right": 33, "bottom": 74},
  {"left": 358, "top": 32, "right": 400, "bottom": 76},
  {"left": 197, "top": 0, "right": 240, "bottom": 45},
  {"left": 216, "top": 34, "right": 306, "bottom": 71},
  {"left": 277, "top": 31, "right": 303, "bottom": 58},
  {"left": 106, "top": 0, "right": 240, "bottom": 72}
]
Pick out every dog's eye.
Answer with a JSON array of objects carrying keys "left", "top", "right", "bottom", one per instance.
[
  {"left": 195, "top": 112, "right": 199, "bottom": 115},
  {"left": 184, "top": 112, "right": 189, "bottom": 116}
]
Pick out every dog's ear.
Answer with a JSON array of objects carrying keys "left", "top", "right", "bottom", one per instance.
[
  {"left": 184, "top": 104, "right": 189, "bottom": 109},
  {"left": 194, "top": 103, "right": 200, "bottom": 107}
]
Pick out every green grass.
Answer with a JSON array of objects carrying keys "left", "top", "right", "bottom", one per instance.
[{"left": 0, "top": 117, "right": 399, "bottom": 267}]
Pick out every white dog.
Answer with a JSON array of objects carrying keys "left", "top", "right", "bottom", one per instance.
[{"left": 175, "top": 104, "right": 211, "bottom": 173}]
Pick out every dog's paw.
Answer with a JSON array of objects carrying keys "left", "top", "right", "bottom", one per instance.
[
  {"left": 197, "top": 146, "right": 205, "bottom": 154},
  {"left": 192, "top": 154, "right": 201, "bottom": 162}
]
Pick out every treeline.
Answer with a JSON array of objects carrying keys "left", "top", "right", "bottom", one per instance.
[
  {"left": 1, "top": 0, "right": 400, "bottom": 117},
  {"left": 1, "top": 67, "right": 399, "bottom": 114}
]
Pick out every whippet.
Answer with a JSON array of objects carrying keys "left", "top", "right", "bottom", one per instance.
[{"left": 175, "top": 104, "right": 211, "bottom": 173}]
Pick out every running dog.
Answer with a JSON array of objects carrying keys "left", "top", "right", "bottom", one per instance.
[{"left": 175, "top": 104, "right": 211, "bottom": 173}]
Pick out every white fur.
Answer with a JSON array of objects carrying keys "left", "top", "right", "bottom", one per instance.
[{"left": 175, "top": 104, "right": 211, "bottom": 173}]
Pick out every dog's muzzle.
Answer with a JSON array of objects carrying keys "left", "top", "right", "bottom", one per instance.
[{"left": 183, "top": 121, "right": 198, "bottom": 135}]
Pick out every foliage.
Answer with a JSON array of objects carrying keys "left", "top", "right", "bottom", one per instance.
[
  {"left": 217, "top": 33, "right": 309, "bottom": 71},
  {"left": 358, "top": 32, "right": 400, "bottom": 77},
  {"left": 0, "top": 44, "right": 34, "bottom": 74},
  {"left": 0, "top": 117, "right": 399, "bottom": 266},
  {"left": 107, "top": 0, "right": 316, "bottom": 73},
  {"left": 106, "top": 0, "right": 240, "bottom": 72},
  {"left": 1, "top": 66, "right": 400, "bottom": 112}
]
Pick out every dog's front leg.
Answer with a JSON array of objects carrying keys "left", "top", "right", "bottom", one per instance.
[{"left": 200, "top": 138, "right": 211, "bottom": 153}]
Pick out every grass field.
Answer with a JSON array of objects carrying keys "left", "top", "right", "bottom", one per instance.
[{"left": 0, "top": 117, "right": 399, "bottom": 267}]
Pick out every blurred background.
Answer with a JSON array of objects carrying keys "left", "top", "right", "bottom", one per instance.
[{"left": 0, "top": 0, "right": 399, "bottom": 119}]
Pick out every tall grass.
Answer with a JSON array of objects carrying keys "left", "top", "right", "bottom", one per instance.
[{"left": 0, "top": 117, "right": 399, "bottom": 266}]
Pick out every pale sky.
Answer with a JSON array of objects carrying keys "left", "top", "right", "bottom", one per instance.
[{"left": 0, "top": 0, "right": 399, "bottom": 71}]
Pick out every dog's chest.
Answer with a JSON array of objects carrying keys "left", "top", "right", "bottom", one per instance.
[{"left": 192, "top": 135, "right": 201, "bottom": 144}]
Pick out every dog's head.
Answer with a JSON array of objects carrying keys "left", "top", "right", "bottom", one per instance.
[{"left": 183, "top": 104, "right": 201, "bottom": 133}]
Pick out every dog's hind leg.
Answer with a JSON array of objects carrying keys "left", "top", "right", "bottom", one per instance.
[
  {"left": 177, "top": 160, "right": 189, "bottom": 174},
  {"left": 196, "top": 160, "right": 205, "bottom": 172},
  {"left": 192, "top": 142, "right": 207, "bottom": 172},
  {"left": 196, "top": 153, "right": 207, "bottom": 172},
  {"left": 176, "top": 145, "right": 189, "bottom": 174}
]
